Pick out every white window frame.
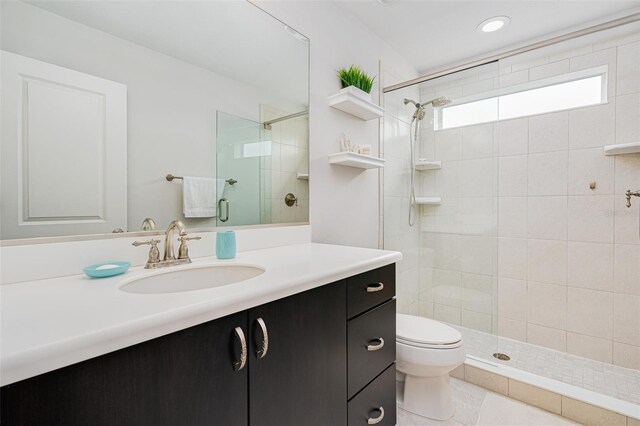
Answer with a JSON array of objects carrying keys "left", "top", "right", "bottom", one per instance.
[{"left": 434, "top": 65, "right": 608, "bottom": 130}]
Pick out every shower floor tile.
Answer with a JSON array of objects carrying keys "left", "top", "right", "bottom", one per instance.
[{"left": 453, "top": 325, "right": 640, "bottom": 406}]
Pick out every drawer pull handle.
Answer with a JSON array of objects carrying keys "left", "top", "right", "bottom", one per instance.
[
  {"left": 233, "top": 327, "right": 247, "bottom": 371},
  {"left": 367, "top": 282, "right": 384, "bottom": 293},
  {"left": 256, "top": 317, "right": 269, "bottom": 359},
  {"left": 367, "top": 338, "right": 385, "bottom": 351},
  {"left": 367, "top": 407, "right": 385, "bottom": 425}
]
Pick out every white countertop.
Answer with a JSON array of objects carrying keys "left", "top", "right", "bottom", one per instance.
[{"left": 1, "top": 243, "right": 401, "bottom": 386}]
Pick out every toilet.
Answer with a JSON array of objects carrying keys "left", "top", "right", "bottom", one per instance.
[{"left": 396, "top": 313, "right": 466, "bottom": 420}]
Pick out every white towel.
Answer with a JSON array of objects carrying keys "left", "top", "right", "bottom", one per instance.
[{"left": 182, "top": 177, "right": 226, "bottom": 218}]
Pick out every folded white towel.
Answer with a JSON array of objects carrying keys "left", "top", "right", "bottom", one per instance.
[{"left": 182, "top": 177, "right": 226, "bottom": 218}]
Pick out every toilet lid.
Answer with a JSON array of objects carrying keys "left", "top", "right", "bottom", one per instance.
[{"left": 396, "top": 314, "right": 462, "bottom": 347}]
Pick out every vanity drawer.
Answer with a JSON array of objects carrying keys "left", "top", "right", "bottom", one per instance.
[
  {"left": 348, "top": 299, "right": 396, "bottom": 399},
  {"left": 347, "top": 364, "right": 396, "bottom": 426},
  {"left": 347, "top": 264, "right": 396, "bottom": 319}
]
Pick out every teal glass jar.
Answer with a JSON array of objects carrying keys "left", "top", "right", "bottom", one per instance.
[{"left": 216, "top": 230, "right": 236, "bottom": 259}]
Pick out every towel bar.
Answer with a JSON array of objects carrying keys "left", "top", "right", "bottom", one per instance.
[{"left": 166, "top": 174, "right": 237, "bottom": 185}]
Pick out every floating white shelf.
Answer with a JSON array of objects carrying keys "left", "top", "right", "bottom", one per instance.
[
  {"left": 414, "top": 197, "right": 442, "bottom": 205},
  {"left": 328, "top": 151, "right": 386, "bottom": 169},
  {"left": 296, "top": 173, "right": 309, "bottom": 180},
  {"left": 328, "top": 90, "right": 384, "bottom": 121},
  {"left": 415, "top": 160, "right": 442, "bottom": 171},
  {"left": 604, "top": 141, "right": 640, "bottom": 156}
]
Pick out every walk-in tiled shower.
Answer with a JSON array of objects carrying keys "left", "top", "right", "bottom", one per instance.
[{"left": 383, "top": 19, "right": 640, "bottom": 408}]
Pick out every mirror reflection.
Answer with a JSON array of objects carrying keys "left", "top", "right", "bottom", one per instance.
[{"left": 0, "top": 0, "right": 309, "bottom": 240}]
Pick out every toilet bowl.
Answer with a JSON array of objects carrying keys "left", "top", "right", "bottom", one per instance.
[{"left": 396, "top": 313, "right": 466, "bottom": 420}]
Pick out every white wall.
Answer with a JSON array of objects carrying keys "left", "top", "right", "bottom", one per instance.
[
  {"left": 255, "top": 1, "right": 417, "bottom": 249},
  {"left": 1, "top": 1, "right": 296, "bottom": 234}
]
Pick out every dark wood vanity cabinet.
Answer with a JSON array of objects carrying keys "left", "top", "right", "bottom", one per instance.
[{"left": 1, "top": 264, "right": 396, "bottom": 426}]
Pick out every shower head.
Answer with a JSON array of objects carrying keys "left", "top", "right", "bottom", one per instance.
[
  {"left": 404, "top": 98, "right": 419, "bottom": 107},
  {"left": 425, "top": 96, "right": 452, "bottom": 107}
]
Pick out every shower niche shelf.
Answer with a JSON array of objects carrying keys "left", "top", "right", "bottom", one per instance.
[
  {"left": 415, "top": 160, "right": 442, "bottom": 170},
  {"left": 328, "top": 91, "right": 384, "bottom": 121},
  {"left": 603, "top": 141, "right": 640, "bottom": 156},
  {"left": 414, "top": 197, "right": 442, "bottom": 205},
  {"left": 296, "top": 173, "right": 309, "bottom": 180},
  {"left": 328, "top": 151, "right": 385, "bottom": 169}
]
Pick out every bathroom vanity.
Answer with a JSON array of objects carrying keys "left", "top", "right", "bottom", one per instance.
[{"left": 0, "top": 243, "right": 399, "bottom": 426}]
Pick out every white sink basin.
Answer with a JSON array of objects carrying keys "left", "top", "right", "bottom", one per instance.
[{"left": 119, "top": 264, "right": 265, "bottom": 294}]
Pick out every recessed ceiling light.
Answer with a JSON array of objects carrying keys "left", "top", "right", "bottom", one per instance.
[{"left": 477, "top": 16, "right": 511, "bottom": 33}]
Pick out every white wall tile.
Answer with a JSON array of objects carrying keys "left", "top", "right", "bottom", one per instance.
[
  {"left": 613, "top": 342, "right": 640, "bottom": 370},
  {"left": 614, "top": 198, "right": 640, "bottom": 245},
  {"left": 567, "top": 241, "right": 614, "bottom": 291},
  {"left": 529, "top": 59, "right": 570, "bottom": 81},
  {"left": 499, "top": 155, "right": 528, "bottom": 196},
  {"left": 614, "top": 154, "right": 640, "bottom": 194},
  {"left": 615, "top": 93, "right": 640, "bottom": 144},
  {"left": 459, "top": 235, "right": 494, "bottom": 275},
  {"left": 613, "top": 244, "right": 640, "bottom": 295},
  {"left": 569, "top": 47, "right": 617, "bottom": 96},
  {"left": 461, "top": 158, "right": 495, "bottom": 197},
  {"left": 568, "top": 148, "right": 615, "bottom": 195},
  {"left": 528, "top": 151, "right": 568, "bottom": 196},
  {"left": 498, "top": 237, "right": 528, "bottom": 280},
  {"left": 568, "top": 101, "right": 616, "bottom": 150},
  {"left": 434, "top": 303, "right": 461, "bottom": 325},
  {"left": 567, "top": 195, "right": 614, "bottom": 243},
  {"left": 529, "top": 112, "right": 568, "bottom": 153},
  {"left": 566, "top": 333, "right": 613, "bottom": 363},
  {"left": 527, "top": 196, "right": 567, "bottom": 240},
  {"left": 435, "top": 128, "right": 463, "bottom": 161},
  {"left": 613, "top": 293, "right": 640, "bottom": 346},
  {"left": 567, "top": 287, "right": 613, "bottom": 339},
  {"left": 498, "top": 317, "right": 527, "bottom": 341},
  {"left": 498, "top": 118, "right": 528, "bottom": 157},
  {"left": 527, "top": 281, "right": 567, "bottom": 329},
  {"left": 498, "top": 277, "right": 527, "bottom": 321},
  {"left": 498, "top": 197, "right": 527, "bottom": 238},
  {"left": 462, "top": 123, "right": 495, "bottom": 160},
  {"left": 527, "top": 239, "right": 567, "bottom": 285},
  {"left": 527, "top": 323, "right": 567, "bottom": 352},
  {"left": 616, "top": 41, "right": 640, "bottom": 96}
]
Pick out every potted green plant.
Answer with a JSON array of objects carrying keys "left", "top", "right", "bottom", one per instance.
[{"left": 337, "top": 65, "right": 376, "bottom": 102}]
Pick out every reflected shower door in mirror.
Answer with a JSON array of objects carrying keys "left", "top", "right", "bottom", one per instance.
[
  {"left": 216, "top": 109, "right": 309, "bottom": 227},
  {"left": 0, "top": 1, "right": 309, "bottom": 240}
]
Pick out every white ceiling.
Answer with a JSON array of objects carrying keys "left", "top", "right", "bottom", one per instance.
[
  {"left": 27, "top": 1, "right": 309, "bottom": 107},
  {"left": 337, "top": 0, "right": 640, "bottom": 75}
]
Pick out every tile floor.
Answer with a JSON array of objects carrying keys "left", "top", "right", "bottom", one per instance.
[
  {"left": 455, "top": 325, "right": 640, "bottom": 405},
  {"left": 397, "top": 378, "right": 578, "bottom": 426}
]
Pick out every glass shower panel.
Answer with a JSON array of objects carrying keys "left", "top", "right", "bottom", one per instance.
[
  {"left": 216, "top": 111, "right": 271, "bottom": 226},
  {"left": 384, "top": 62, "right": 501, "bottom": 360}
]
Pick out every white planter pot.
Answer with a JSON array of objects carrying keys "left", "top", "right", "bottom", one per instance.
[{"left": 340, "top": 86, "right": 371, "bottom": 102}]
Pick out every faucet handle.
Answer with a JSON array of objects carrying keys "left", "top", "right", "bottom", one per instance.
[
  {"left": 178, "top": 235, "right": 202, "bottom": 260},
  {"left": 132, "top": 239, "right": 161, "bottom": 266}
]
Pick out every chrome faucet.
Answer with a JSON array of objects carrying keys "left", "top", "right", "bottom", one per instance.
[{"left": 133, "top": 220, "right": 201, "bottom": 269}]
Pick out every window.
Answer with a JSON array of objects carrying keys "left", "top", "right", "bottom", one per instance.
[{"left": 436, "top": 66, "right": 607, "bottom": 130}]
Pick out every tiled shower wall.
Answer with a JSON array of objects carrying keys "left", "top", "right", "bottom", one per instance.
[
  {"left": 383, "top": 67, "right": 421, "bottom": 315},
  {"left": 416, "top": 26, "right": 640, "bottom": 370},
  {"left": 260, "top": 106, "right": 309, "bottom": 224}
]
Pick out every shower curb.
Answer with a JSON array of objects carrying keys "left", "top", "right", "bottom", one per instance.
[{"left": 454, "top": 356, "right": 640, "bottom": 425}]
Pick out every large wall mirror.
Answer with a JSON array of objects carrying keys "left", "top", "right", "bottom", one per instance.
[{"left": 0, "top": 1, "right": 309, "bottom": 240}]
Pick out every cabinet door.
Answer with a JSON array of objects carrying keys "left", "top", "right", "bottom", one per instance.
[
  {"left": 1, "top": 311, "right": 249, "bottom": 426},
  {"left": 248, "top": 281, "right": 347, "bottom": 426}
]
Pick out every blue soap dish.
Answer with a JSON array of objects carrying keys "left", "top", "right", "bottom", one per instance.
[{"left": 83, "top": 261, "right": 131, "bottom": 278}]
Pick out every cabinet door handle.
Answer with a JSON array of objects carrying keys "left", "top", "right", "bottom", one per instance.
[
  {"left": 367, "top": 338, "right": 385, "bottom": 351},
  {"left": 366, "top": 282, "right": 384, "bottom": 293},
  {"left": 255, "top": 317, "right": 269, "bottom": 359},
  {"left": 233, "top": 327, "right": 247, "bottom": 371},
  {"left": 367, "top": 407, "right": 385, "bottom": 425}
]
